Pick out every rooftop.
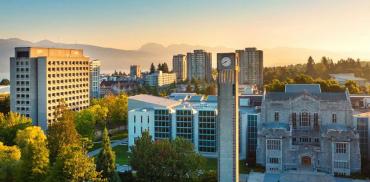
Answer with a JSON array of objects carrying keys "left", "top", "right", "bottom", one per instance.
[
  {"left": 330, "top": 73, "right": 366, "bottom": 81},
  {"left": 129, "top": 94, "right": 181, "bottom": 108}
]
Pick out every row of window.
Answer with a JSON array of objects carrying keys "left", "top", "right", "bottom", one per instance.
[
  {"left": 47, "top": 61, "right": 88, "bottom": 66},
  {"left": 48, "top": 85, "right": 88, "bottom": 91},
  {"left": 47, "top": 67, "right": 88, "bottom": 72},
  {"left": 16, "top": 61, "right": 29, "bottom": 66},
  {"left": 47, "top": 78, "right": 88, "bottom": 85},
  {"left": 16, "top": 74, "right": 29, "bottom": 79},
  {"left": 16, "top": 68, "right": 29, "bottom": 72},
  {"left": 48, "top": 72, "right": 88, "bottom": 78},
  {"left": 47, "top": 91, "right": 88, "bottom": 98},
  {"left": 274, "top": 112, "right": 337, "bottom": 124},
  {"left": 16, "top": 81, "right": 29, "bottom": 86}
]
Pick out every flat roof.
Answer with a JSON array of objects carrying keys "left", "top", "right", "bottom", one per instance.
[{"left": 129, "top": 94, "right": 181, "bottom": 108}]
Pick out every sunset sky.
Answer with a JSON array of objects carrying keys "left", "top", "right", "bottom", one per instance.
[{"left": 1, "top": 0, "right": 370, "bottom": 53}]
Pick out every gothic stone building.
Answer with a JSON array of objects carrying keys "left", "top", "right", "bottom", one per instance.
[{"left": 256, "top": 84, "right": 361, "bottom": 176}]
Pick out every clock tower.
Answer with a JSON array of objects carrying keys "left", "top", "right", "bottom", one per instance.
[{"left": 217, "top": 53, "right": 239, "bottom": 182}]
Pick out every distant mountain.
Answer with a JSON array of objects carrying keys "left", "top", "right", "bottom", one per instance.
[{"left": 0, "top": 38, "right": 369, "bottom": 79}]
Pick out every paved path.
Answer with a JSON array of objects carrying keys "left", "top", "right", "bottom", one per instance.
[{"left": 88, "top": 138, "right": 128, "bottom": 157}]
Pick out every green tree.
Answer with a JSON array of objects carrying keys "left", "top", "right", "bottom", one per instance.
[
  {"left": 92, "top": 94, "right": 128, "bottom": 127},
  {"left": 130, "top": 131, "right": 205, "bottom": 182},
  {"left": 96, "top": 128, "right": 119, "bottom": 181},
  {"left": 265, "top": 79, "right": 285, "bottom": 92},
  {"left": 305, "top": 56, "right": 316, "bottom": 77},
  {"left": 150, "top": 63, "right": 156, "bottom": 74},
  {"left": 0, "top": 112, "right": 32, "bottom": 145},
  {"left": 0, "top": 142, "right": 21, "bottom": 182},
  {"left": 15, "top": 126, "right": 49, "bottom": 182},
  {"left": 162, "top": 62, "right": 169, "bottom": 73},
  {"left": 47, "top": 145, "right": 105, "bottom": 182},
  {"left": 0, "top": 79, "right": 9, "bottom": 85},
  {"left": 0, "top": 95, "right": 10, "bottom": 113},
  {"left": 345, "top": 80, "right": 361, "bottom": 94},
  {"left": 47, "top": 103, "right": 80, "bottom": 163},
  {"left": 204, "top": 84, "right": 216, "bottom": 95},
  {"left": 75, "top": 105, "right": 109, "bottom": 140},
  {"left": 186, "top": 84, "right": 192, "bottom": 92}
]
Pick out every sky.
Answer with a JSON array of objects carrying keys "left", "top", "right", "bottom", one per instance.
[{"left": 1, "top": 0, "right": 370, "bottom": 53}]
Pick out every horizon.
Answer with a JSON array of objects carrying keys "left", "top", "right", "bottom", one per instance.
[{"left": 1, "top": 0, "right": 370, "bottom": 54}]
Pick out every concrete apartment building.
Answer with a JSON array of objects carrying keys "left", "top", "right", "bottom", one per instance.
[
  {"left": 90, "top": 59, "right": 101, "bottom": 99},
  {"left": 257, "top": 84, "right": 361, "bottom": 176},
  {"left": 353, "top": 112, "right": 370, "bottom": 162},
  {"left": 145, "top": 71, "right": 176, "bottom": 87},
  {"left": 186, "top": 50, "right": 212, "bottom": 82},
  {"left": 172, "top": 54, "right": 187, "bottom": 81},
  {"left": 236, "top": 48, "right": 263, "bottom": 88},
  {"left": 10, "top": 47, "right": 90, "bottom": 130},
  {"left": 130, "top": 65, "right": 141, "bottom": 78}
]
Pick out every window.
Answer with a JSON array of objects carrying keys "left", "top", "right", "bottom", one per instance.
[
  {"left": 332, "top": 114, "right": 337, "bottom": 123},
  {"left": 269, "top": 158, "right": 279, "bottom": 164},
  {"left": 274, "top": 112, "right": 279, "bottom": 122},
  {"left": 336, "top": 143, "right": 347, "bottom": 153},
  {"left": 292, "top": 113, "right": 297, "bottom": 128},
  {"left": 267, "top": 139, "right": 281, "bottom": 150},
  {"left": 334, "top": 161, "right": 348, "bottom": 169},
  {"left": 300, "top": 112, "right": 310, "bottom": 127},
  {"left": 314, "top": 113, "right": 319, "bottom": 128}
]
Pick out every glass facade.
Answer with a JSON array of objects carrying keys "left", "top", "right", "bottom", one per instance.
[
  {"left": 198, "top": 111, "right": 217, "bottom": 152},
  {"left": 247, "top": 115, "right": 258, "bottom": 155},
  {"left": 154, "top": 109, "right": 171, "bottom": 140},
  {"left": 176, "top": 110, "right": 193, "bottom": 142},
  {"left": 357, "top": 117, "right": 369, "bottom": 159}
]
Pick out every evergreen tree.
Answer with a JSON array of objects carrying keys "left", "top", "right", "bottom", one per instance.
[
  {"left": 157, "top": 63, "right": 163, "bottom": 72},
  {"left": 15, "top": 126, "right": 49, "bottom": 182},
  {"left": 150, "top": 63, "right": 156, "bottom": 74},
  {"left": 162, "top": 63, "right": 169, "bottom": 73},
  {"left": 306, "top": 56, "right": 316, "bottom": 77},
  {"left": 96, "top": 128, "right": 118, "bottom": 181}
]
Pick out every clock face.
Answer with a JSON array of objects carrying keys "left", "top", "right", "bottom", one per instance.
[{"left": 221, "top": 57, "right": 232, "bottom": 67}]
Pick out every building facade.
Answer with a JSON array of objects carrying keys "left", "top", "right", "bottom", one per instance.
[
  {"left": 353, "top": 112, "right": 370, "bottom": 162},
  {"left": 217, "top": 53, "right": 239, "bottom": 182},
  {"left": 236, "top": 48, "right": 263, "bottom": 88},
  {"left": 130, "top": 65, "right": 141, "bottom": 78},
  {"left": 10, "top": 47, "right": 90, "bottom": 130},
  {"left": 257, "top": 84, "right": 361, "bottom": 176},
  {"left": 145, "top": 71, "right": 176, "bottom": 87},
  {"left": 89, "top": 60, "right": 101, "bottom": 99},
  {"left": 128, "top": 94, "right": 218, "bottom": 157},
  {"left": 172, "top": 54, "right": 187, "bottom": 81},
  {"left": 186, "top": 50, "right": 212, "bottom": 82}
]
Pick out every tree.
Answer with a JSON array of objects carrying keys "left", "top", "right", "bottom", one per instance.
[
  {"left": 47, "top": 145, "right": 105, "bottom": 182},
  {"left": 0, "top": 79, "right": 9, "bottom": 86},
  {"left": 345, "top": 80, "right": 361, "bottom": 94},
  {"left": 157, "top": 63, "right": 162, "bottom": 72},
  {"left": 0, "top": 112, "right": 32, "bottom": 145},
  {"left": 204, "top": 84, "right": 216, "bottom": 95},
  {"left": 150, "top": 63, "right": 156, "bottom": 74},
  {"left": 265, "top": 79, "right": 285, "bottom": 92},
  {"left": 47, "top": 103, "right": 80, "bottom": 163},
  {"left": 162, "top": 63, "right": 169, "bottom": 73},
  {"left": 92, "top": 94, "right": 128, "bottom": 128},
  {"left": 75, "top": 105, "right": 109, "bottom": 140},
  {"left": 186, "top": 84, "right": 192, "bottom": 92},
  {"left": 130, "top": 131, "right": 206, "bottom": 182},
  {"left": 0, "top": 142, "right": 21, "bottom": 182},
  {"left": 305, "top": 56, "right": 316, "bottom": 77},
  {"left": 15, "top": 126, "right": 49, "bottom": 182},
  {"left": 96, "top": 128, "right": 118, "bottom": 181},
  {"left": 0, "top": 95, "right": 10, "bottom": 113}
]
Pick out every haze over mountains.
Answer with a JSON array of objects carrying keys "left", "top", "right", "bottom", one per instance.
[{"left": 0, "top": 38, "right": 369, "bottom": 79}]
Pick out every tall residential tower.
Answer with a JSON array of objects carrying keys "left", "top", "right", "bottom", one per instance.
[
  {"left": 236, "top": 48, "right": 263, "bottom": 88},
  {"left": 10, "top": 47, "right": 90, "bottom": 130},
  {"left": 90, "top": 59, "right": 101, "bottom": 99},
  {"left": 217, "top": 53, "right": 239, "bottom": 182},
  {"left": 172, "top": 54, "right": 187, "bottom": 81},
  {"left": 187, "top": 50, "right": 212, "bottom": 82}
]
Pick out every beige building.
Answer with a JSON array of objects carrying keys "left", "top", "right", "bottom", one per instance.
[
  {"left": 187, "top": 50, "right": 212, "bottom": 81},
  {"left": 10, "top": 47, "right": 90, "bottom": 130},
  {"left": 145, "top": 71, "right": 176, "bottom": 87},
  {"left": 236, "top": 48, "right": 263, "bottom": 88},
  {"left": 172, "top": 54, "right": 187, "bottom": 81},
  {"left": 130, "top": 65, "right": 141, "bottom": 78}
]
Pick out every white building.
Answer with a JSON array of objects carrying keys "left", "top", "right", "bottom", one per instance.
[
  {"left": 330, "top": 73, "right": 368, "bottom": 87},
  {"left": 10, "top": 47, "right": 90, "bottom": 130},
  {"left": 145, "top": 71, "right": 176, "bottom": 87},
  {"left": 90, "top": 60, "right": 101, "bottom": 99}
]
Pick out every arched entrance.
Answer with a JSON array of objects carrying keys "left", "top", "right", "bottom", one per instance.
[{"left": 301, "top": 156, "right": 311, "bottom": 166}]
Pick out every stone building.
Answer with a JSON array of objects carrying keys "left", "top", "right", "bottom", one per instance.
[{"left": 257, "top": 84, "right": 361, "bottom": 176}]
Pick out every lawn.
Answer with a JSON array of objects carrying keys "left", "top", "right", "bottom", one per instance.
[
  {"left": 205, "top": 158, "right": 265, "bottom": 173},
  {"left": 113, "top": 145, "right": 129, "bottom": 165},
  {"left": 110, "top": 130, "right": 128, "bottom": 141}
]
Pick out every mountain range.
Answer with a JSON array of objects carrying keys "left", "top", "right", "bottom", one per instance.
[{"left": 0, "top": 38, "right": 368, "bottom": 79}]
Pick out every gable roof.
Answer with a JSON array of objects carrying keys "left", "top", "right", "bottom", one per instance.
[{"left": 285, "top": 84, "right": 321, "bottom": 94}]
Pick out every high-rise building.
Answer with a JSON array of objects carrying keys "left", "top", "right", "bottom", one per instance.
[
  {"left": 90, "top": 60, "right": 101, "bottom": 99},
  {"left": 217, "top": 53, "right": 239, "bottom": 182},
  {"left": 10, "top": 47, "right": 90, "bottom": 130},
  {"left": 236, "top": 48, "right": 263, "bottom": 88},
  {"left": 172, "top": 54, "right": 187, "bottom": 81},
  {"left": 145, "top": 71, "right": 176, "bottom": 87},
  {"left": 130, "top": 65, "right": 141, "bottom": 78},
  {"left": 187, "top": 50, "right": 212, "bottom": 81}
]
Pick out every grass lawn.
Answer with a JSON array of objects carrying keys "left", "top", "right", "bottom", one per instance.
[
  {"left": 113, "top": 145, "right": 129, "bottom": 165},
  {"left": 205, "top": 158, "right": 265, "bottom": 173}
]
